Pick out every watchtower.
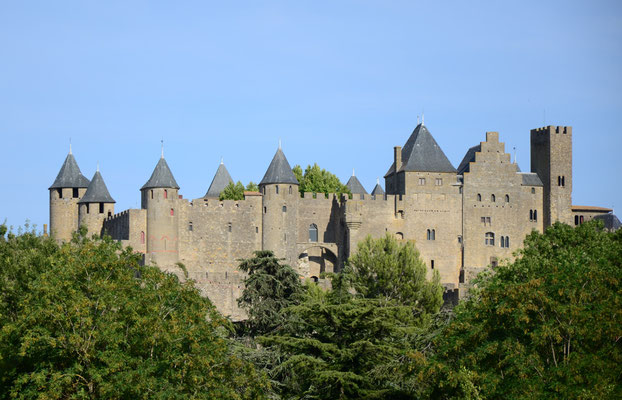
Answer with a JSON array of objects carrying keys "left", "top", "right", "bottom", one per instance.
[
  {"left": 78, "top": 168, "right": 115, "bottom": 237},
  {"left": 530, "top": 126, "right": 573, "bottom": 227}
]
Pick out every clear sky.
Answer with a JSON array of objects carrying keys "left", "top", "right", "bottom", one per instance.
[{"left": 1, "top": 1, "right": 621, "bottom": 231}]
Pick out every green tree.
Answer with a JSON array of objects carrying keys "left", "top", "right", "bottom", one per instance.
[
  {"left": 219, "top": 181, "right": 246, "bottom": 200},
  {"left": 293, "top": 163, "right": 351, "bottom": 197},
  {"left": 425, "top": 222, "right": 622, "bottom": 399},
  {"left": 259, "top": 235, "right": 444, "bottom": 399},
  {"left": 237, "top": 250, "right": 304, "bottom": 336},
  {"left": 0, "top": 227, "right": 267, "bottom": 399},
  {"left": 246, "top": 181, "right": 259, "bottom": 192}
]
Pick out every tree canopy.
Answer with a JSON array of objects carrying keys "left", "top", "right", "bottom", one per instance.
[
  {"left": 423, "top": 222, "right": 622, "bottom": 399},
  {"left": 293, "top": 163, "right": 351, "bottom": 197},
  {"left": 0, "top": 227, "right": 267, "bottom": 399},
  {"left": 219, "top": 181, "right": 260, "bottom": 201}
]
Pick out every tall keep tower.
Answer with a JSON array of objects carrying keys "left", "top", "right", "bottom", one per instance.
[
  {"left": 49, "top": 148, "right": 90, "bottom": 242},
  {"left": 259, "top": 146, "right": 299, "bottom": 264},
  {"left": 141, "top": 154, "right": 180, "bottom": 268},
  {"left": 530, "top": 125, "right": 573, "bottom": 227},
  {"left": 78, "top": 168, "right": 116, "bottom": 237}
]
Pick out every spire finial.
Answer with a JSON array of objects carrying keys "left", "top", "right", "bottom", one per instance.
[
  {"left": 352, "top": 168, "right": 355, "bottom": 177},
  {"left": 161, "top": 139, "right": 164, "bottom": 159},
  {"left": 96, "top": 161, "right": 100, "bottom": 172},
  {"left": 421, "top": 113, "right": 424, "bottom": 126},
  {"left": 376, "top": 177, "right": 380, "bottom": 185},
  {"left": 69, "top": 138, "right": 72, "bottom": 155},
  {"left": 513, "top": 147, "right": 517, "bottom": 164},
  {"left": 278, "top": 138, "right": 282, "bottom": 150},
  {"left": 220, "top": 156, "right": 224, "bottom": 165}
]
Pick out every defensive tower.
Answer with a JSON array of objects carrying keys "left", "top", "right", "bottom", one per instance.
[
  {"left": 530, "top": 125, "right": 573, "bottom": 227},
  {"left": 78, "top": 168, "right": 116, "bottom": 237},
  {"left": 259, "top": 146, "right": 299, "bottom": 264},
  {"left": 49, "top": 147, "right": 90, "bottom": 242},
  {"left": 141, "top": 153, "right": 181, "bottom": 268}
]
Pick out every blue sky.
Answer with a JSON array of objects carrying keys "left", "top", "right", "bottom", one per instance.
[{"left": 1, "top": 1, "right": 621, "bottom": 231}]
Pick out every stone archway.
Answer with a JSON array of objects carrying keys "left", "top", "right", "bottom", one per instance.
[{"left": 297, "top": 245, "right": 338, "bottom": 279}]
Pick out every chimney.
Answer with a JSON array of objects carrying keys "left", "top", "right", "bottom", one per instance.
[{"left": 394, "top": 146, "right": 402, "bottom": 171}]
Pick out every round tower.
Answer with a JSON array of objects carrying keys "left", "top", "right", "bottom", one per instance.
[
  {"left": 49, "top": 147, "right": 90, "bottom": 242},
  {"left": 78, "top": 168, "right": 115, "bottom": 237},
  {"left": 140, "top": 154, "right": 180, "bottom": 270},
  {"left": 258, "top": 146, "right": 299, "bottom": 265}
]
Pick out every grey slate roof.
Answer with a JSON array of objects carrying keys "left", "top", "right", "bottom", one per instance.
[
  {"left": 141, "top": 157, "right": 180, "bottom": 190},
  {"left": 400, "top": 124, "right": 456, "bottom": 173},
  {"left": 204, "top": 163, "right": 234, "bottom": 198},
  {"left": 259, "top": 148, "right": 299, "bottom": 185},
  {"left": 457, "top": 145, "right": 481, "bottom": 175},
  {"left": 520, "top": 173, "right": 544, "bottom": 186},
  {"left": 371, "top": 182, "right": 385, "bottom": 196},
  {"left": 78, "top": 171, "right": 115, "bottom": 203},
  {"left": 594, "top": 214, "right": 621, "bottom": 231},
  {"left": 49, "top": 152, "right": 90, "bottom": 189},
  {"left": 346, "top": 175, "right": 368, "bottom": 195}
]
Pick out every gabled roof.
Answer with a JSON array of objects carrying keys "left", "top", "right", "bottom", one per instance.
[
  {"left": 141, "top": 157, "right": 180, "bottom": 190},
  {"left": 259, "top": 148, "right": 299, "bottom": 185},
  {"left": 49, "top": 152, "right": 90, "bottom": 189},
  {"left": 520, "top": 173, "right": 543, "bottom": 186},
  {"left": 78, "top": 170, "right": 115, "bottom": 203},
  {"left": 400, "top": 124, "right": 456, "bottom": 173},
  {"left": 371, "top": 182, "right": 385, "bottom": 196},
  {"left": 204, "top": 162, "right": 234, "bottom": 198},
  {"left": 457, "top": 144, "right": 481, "bottom": 175},
  {"left": 346, "top": 175, "right": 368, "bottom": 195}
]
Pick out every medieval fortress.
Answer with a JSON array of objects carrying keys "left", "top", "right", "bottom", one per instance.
[{"left": 49, "top": 122, "right": 618, "bottom": 318}]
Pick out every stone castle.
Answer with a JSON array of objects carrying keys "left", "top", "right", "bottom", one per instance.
[{"left": 49, "top": 122, "right": 619, "bottom": 318}]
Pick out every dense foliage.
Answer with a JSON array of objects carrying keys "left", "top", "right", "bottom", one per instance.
[
  {"left": 219, "top": 181, "right": 260, "bottom": 201},
  {"left": 424, "top": 222, "right": 622, "bottom": 399},
  {"left": 0, "top": 227, "right": 267, "bottom": 399},
  {"left": 293, "top": 163, "right": 351, "bottom": 197}
]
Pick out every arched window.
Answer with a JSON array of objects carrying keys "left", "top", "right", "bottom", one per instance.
[
  {"left": 477, "top": 194, "right": 482, "bottom": 202},
  {"left": 505, "top": 236, "right": 510, "bottom": 247},
  {"left": 531, "top": 187, "right": 535, "bottom": 194},
  {"left": 140, "top": 231, "right": 145, "bottom": 244},
  {"left": 164, "top": 189, "right": 168, "bottom": 199},
  {"left": 309, "top": 224, "right": 318, "bottom": 242},
  {"left": 432, "top": 229, "right": 436, "bottom": 240},
  {"left": 485, "top": 232, "right": 495, "bottom": 246},
  {"left": 533, "top": 210, "right": 538, "bottom": 221},
  {"left": 427, "top": 229, "right": 431, "bottom": 240},
  {"left": 282, "top": 205, "right": 287, "bottom": 212},
  {"left": 395, "top": 232, "right": 404, "bottom": 240},
  {"left": 529, "top": 210, "right": 534, "bottom": 221},
  {"left": 170, "top": 208, "right": 174, "bottom": 216},
  {"left": 580, "top": 215, "right": 584, "bottom": 224},
  {"left": 491, "top": 194, "right": 496, "bottom": 202},
  {"left": 575, "top": 215, "right": 579, "bottom": 225},
  {"left": 505, "top": 194, "right": 509, "bottom": 203}
]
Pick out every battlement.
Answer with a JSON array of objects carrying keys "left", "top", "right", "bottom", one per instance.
[
  {"left": 105, "top": 208, "right": 143, "bottom": 222},
  {"left": 301, "top": 192, "right": 340, "bottom": 201},
  {"left": 342, "top": 193, "right": 404, "bottom": 204},
  {"left": 189, "top": 196, "right": 260, "bottom": 211},
  {"left": 531, "top": 125, "right": 571, "bottom": 135}
]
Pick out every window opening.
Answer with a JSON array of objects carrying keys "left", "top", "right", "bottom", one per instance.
[
  {"left": 151, "top": 190, "right": 154, "bottom": 199},
  {"left": 99, "top": 203, "right": 104, "bottom": 214},
  {"left": 263, "top": 206, "right": 267, "bottom": 214},
  {"left": 189, "top": 222, "right": 193, "bottom": 231},
  {"left": 140, "top": 231, "right": 145, "bottom": 244},
  {"left": 419, "top": 178, "right": 426, "bottom": 185},
  {"left": 477, "top": 193, "right": 482, "bottom": 202},
  {"left": 562, "top": 176, "right": 565, "bottom": 187},
  {"left": 431, "top": 260, "right": 435, "bottom": 269},
  {"left": 164, "top": 189, "right": 168, "bottom": 199},
  {"left": 435, "top": 178, "right": 442, "bottom": 186},
  {"left": 580, "top": 215, "right": 584, "bottom": 224},
  {"left": 283, "top": 205, "right": 287, "bottom": 212},
  {"left": 534, "top": 210, "right": 537, "bottom": 221},
  {"left": 575, "top": 215, "right": 579, "bottom": 225},
  {"left": 485, "top": 232, "right": 495, "bottom": 246},
  {"left": 491, "top": 194, "right": 496, "bottom": 202},
  {"left": 170, "top": 208, "right": 174, "bottom": 216},
  {"left": 531, "top": 188, "right": 535, "bottom": 194},
  {"left": 86, "top": 204, "right": 90, "bottom": 214},
  {"left": 73, "top": 188, "right": 79, "bottom": 198},
  {"left": 228, "top": 223, "right": 232, "bottom": 232},
  {"left": 505, "top": 194, "right": 509, "bottom": 203},
  {"left": 57, "top": 189, "right": 62, "bottom": 199},
  {"left": 309, "top": 224, "right": 318, "bottom": 242},
  {"left": 289, "top": 186, "right": 292, "bottom": 194},
  {"left": 276, "top": 185, "right": 279, "bottom": 194}
]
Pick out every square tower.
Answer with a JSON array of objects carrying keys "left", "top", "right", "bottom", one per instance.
[{"left": 530, "top": 126, "right": 573, "bottom": 227}]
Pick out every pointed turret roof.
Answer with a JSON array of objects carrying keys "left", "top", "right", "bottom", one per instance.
[
  {"left": 141, "top": 156, "right": 180, "bottom": 190},
  {"left": 204, "top": 162, "right": 234, "bottom": 198},
  {"left": 259, "top": 147, "right": 298, "bottom": 185},
  {"left": 346, "top": 172, "right": 368, "bottom": 195},
  {"left": 78, "top": 170, "right": 115, "bottom": 203},
  {"left": 49, "top": 152, "right": 90, "bottom": 189},
  {"left": 400, "top": 123, "right": 456, "bottom": 173},
  {"left": 371, "top": 179, "right": 384, "bottom": 196}
]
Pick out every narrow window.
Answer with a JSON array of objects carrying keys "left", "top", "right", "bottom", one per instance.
[
  {"left": 459, "top": 269, "right": 465, "bottom": 283},
  {"left": 505, "top": 236, "right": 510, "bottom": 247},
  {"left": 151, "top": 190, "right": 154, "bottom": 199},
  {"left": 529, "top": 210, "right": 534, "bottom": 221},
  {"left": 189, "top": 222, "right": 193, "bottom": 231},
  {"left": 108, "top": 211, "right": 112, "bottom": 218},
  {"left": 505, "top": 194, "right": 509, "bottom": 203},
  {"left": 427, "top": 229, "right": 431, "bottom": 240},
  {"left": 477, "top": 193, "right": 482, "bottom": 202},
  {"left": 170, "top": 208, "right": 174, "bottom": 216},
  {"left": 575, "top": 215, "right": 579, "bottom": 225},
  {"left": 309, "top": 224, "right": 318, "bottom": 242},
  {"left": 531, "top": 187, "right": 535, "bottom": 194},
  {"left": 282, "top": 205, "right": 287, "bottom": 212},
  {"left": 276, "top": 185, "right": 279, "bottom": 194},
  {"left": 228, "top": 223, "right": 232, "bottom": 232},
  {"left": 99, "top": 203, "right": 104, "bottom": 213},
  {"left": 284, "top": 233, "right": 287, "bottom": 242},
  {"left": 255, "top": 226, "right": 259, "bottom": 233},
  {"left": 140, "top": 231, "right": 145, "bottom": 244},
  {"left": 263, "top": 206, "right": 267, "bottom": 214},
  {"left": 86, "top": 204, "right": 90, "bottom": 214},
  {"left": 435, "top": 178, "right": 442, "bottom": 186},
  {"left": 481, "top": 217, "right": 486, "bottom": 225},
  {"left": 432, "top": 229, "right": 436, "bottom": 240},
  {"left": 164, "top": 189, "right": 168, "bottom": 199},
  {"left": 501, "top": 237, "right": 505, "bottom": 248},
  {"left": 419, "top": 178, "right": 426, "bottom": 185},
  {"left": 562, "top": 176, "right": 565, "bottom": 187},
  {"left": 486, "top": 217, "right": 491, "bottom": 225},
  {"left": 558, "top": 176, "right": 561, "bottom": 186},
  {"left": 431, "top": 260, "right": 435, "bottom": 269},
  {"left": 458, "top": 235, "right": 462, "bottom": 244},
  {"left": 491, "top": 194, "right": 496, "bottom": 202},
  {"left": 57, "top": 188, "right": 63, "bottom": 199},
  {"left": 73, "top": 188, "right": 79, "bottom": 198},
  {"left": 485, "top": 232, "right": 495, "bottom": 246},
  {"left": 289, "top": 186, "right": 292, "bottom": 195},
  {"left": 533, "top": 210, "right": 538, "bottom": 221},
  {"left": 580, "top": 215, "right": 584, "bottom": 224}
]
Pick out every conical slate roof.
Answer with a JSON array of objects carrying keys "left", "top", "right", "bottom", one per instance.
[
  {"left": 204, "top": 162, "right": 234, "bottom": 198},
  {"left": 259, "top": 148, "right": 299, "bottom": 185},
  {"left": 371, "top": 181, "right": 385, "bottom": 196},
  {"left": 346, "top": 174, "right": 368, "bottom": 195},
  {"left": 49, "top": 152, "right": 90, "bottom": 189},
  {"left": 79, "top": 170, "right": 115, "bottom": 203},
  {"left": 141, "top": 157, "right": 180, "bottom": 190},
  {"left": 398, "top": 123, "right": 456, "bottom": 173}
]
